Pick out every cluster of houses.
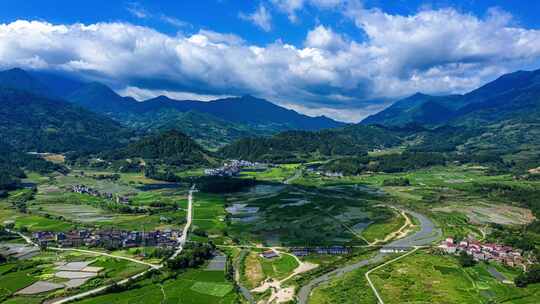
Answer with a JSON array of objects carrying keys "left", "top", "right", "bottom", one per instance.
[
  {"left": 204, "top": 159, "right": 268, "bottom": 177},
  {"left": 305, "top": 167, "right": 344, "bottom": 178},
  {"left": 32, "top": 229, "right": 181, "bottom": 249},
  {"left": 71, "top": 184, "right": 130, "bottom": 205},
  {"left": 439, "top": 237, "right": 529, "bottom": 269},
  {"left": 291, "top": 246, "right": 351, "bottom": 257}
]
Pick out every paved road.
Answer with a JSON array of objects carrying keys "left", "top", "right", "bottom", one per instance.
[
  {"left": 170, "top": 185, "right": 195, "bottom": 260},
  {"left": 297, "top": 209, "right": 441, "bottom": 304}
]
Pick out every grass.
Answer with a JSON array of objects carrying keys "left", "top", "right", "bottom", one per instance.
[
  {"left": 361, "top": 208, "right": 405, "bottom": 243},
  {"left": 226, "top": 186, "right": 380, "bottom": 246},
  {"left": 242, "top": 252, "right": 265, "bottom": 289},
  {"left": 1, "top": 297, "right": 44, "bottom": 304},
  {"left": 190, "top": 281, "right": 234, "bottom": 297},
  {"left": 191, "top": 193, "right": 228, "bottom": 239},
  {"left": 0, "top": 267, "right": 37, "bottom": 294},
  {"left": 309, "top": 266, "right": 376, "bottom": 304},
  {"left": 370, "top": 250, "right": 540, "bottom": 304},
  {"left": 259, "top": 253, "right": 299, "bottom": 280},
  {"left": 91, "top": 257, "right": 149, "bottom": 282},
  {"left": 76, "top": 268, "right": 239, "bottom": 304},
  {"left": 240, "top": 164, "right": 300, "bottom": 182}
]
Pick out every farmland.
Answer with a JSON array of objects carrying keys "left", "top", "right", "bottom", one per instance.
[
  {"left": 370, "top": 250, "right": 540, "bottom": 304},
  {"left": 3, "top": 161, "right": 540, "bottom": 304},
  {"left": 0, "top": 250, "right": 148, "bottom": 304},
  {"left": 75, "top": 268, "right": 239, "bottom": 304}
]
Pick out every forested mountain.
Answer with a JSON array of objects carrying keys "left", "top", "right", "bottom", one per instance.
[
  {"left": 219, "top": 125, "right": 401, "bottom": 162},
  {"left": 362, "top": 68, "right": 540, "bottom": 127},
  {"left": 0, "top": 68, "right": 345, "bottom": 148},
  {"left": 359, "top": 68, "right": 540, "bottom": 170},
  {"left": 0, "top": 141, "right": 66, "bottom": 191},
  {"left": 0, "top": 88, "right": 131, "bottom": 153},
  {"left": 67, "top": 82, "right": 138, "bottom": 114},
  {"left": 0, "top": 68, "right": 52, "bottom": 97},
  {"left": 120, "top": 110, "right": 273, "bottom": 150},
  {"left": 104, "top": 130, "right": 212, "bottom": 166},
  {"left": 66, "top": 85, "right": 344, "bottom": 131}
]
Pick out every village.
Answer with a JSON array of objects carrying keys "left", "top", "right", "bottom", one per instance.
[
  {"left": 439, "top": 237, "right": 533, "bottom": 269},
  {"left": 71, "top": 184, "right": 130, "bottom": 204},
  {"left": 32, "top": 228, "right": 182, "bottom": 250},
  {"left": 204, "top": 159, "right": 268, "bottom": 177}
]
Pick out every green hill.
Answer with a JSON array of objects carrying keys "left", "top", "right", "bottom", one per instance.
[
  {"left": 0, "top": 88, "right": 131, "bottom": 153},
  {"left": 362, "top": 69, "right": 540, "bottom": 127},
  {"left": 219, "top": 125, "right": 401, "bottom": 162},
  {"left": 116, "top": 109, "right": 274, "bottom": 150},
  {"left": 107, "top": 130, "right": 213, "bottom": 166}
]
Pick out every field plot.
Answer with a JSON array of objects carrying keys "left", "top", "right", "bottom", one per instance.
[
  {"left": 308, "top": 265, "right": 376, "bottom": 304},
  {"left": 76, "top": 268, "right": 239, "bottom": 304},
  {"left": 239, "top": 164, "right": 300, "bottom": 183},
  {"left": 370, "top": 250, "right": 540, "bottom": 304},
  {"left": 54, "top": 172, "right": 142, "bottom": 196},
  {"left": 434, "top": 202, "right": 535, "bottom": 226},
  {"left": 30, "top": 203, "right": 113, "bottom": 223},
  {"left": 0, "top": 250, "right": 147, "bottom": 303},
  {"left": 0, "top": 170, "right": 191, "bottom": 232},
  {"left": 189, "top": 193, "right": 229, "bottom": 244}
]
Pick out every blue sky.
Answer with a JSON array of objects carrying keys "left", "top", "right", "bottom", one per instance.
[
  {"left": 2, "top": 1, "right": 539, "bottom": 46},
  {"left": 1, "top": 0, "right": 540, "bottom": 122}
]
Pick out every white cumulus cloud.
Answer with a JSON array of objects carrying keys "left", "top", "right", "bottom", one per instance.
[{"left": 1, "top": 5, "right": 540, "bottom": 122}]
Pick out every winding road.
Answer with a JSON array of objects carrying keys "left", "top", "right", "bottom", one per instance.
[{"left": 297, "top": 209, "right": 441, "bottom": 304}]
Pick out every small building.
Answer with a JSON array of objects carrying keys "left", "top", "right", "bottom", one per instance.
[
  {"left": 380, "top": 246, "right": 410, "bottom": 254},
  {"left": 261, "top": 249, "right": 279, "bottom": 259}
]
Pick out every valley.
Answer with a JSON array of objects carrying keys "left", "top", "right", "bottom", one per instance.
[
  {"left": 2, "top": 64, "right": 540, "bottom": 304},
  {"left": 3, "top": 155, "right": 540, "bottom": 303}
]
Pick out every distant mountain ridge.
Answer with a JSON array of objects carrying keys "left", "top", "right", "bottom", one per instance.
[
  {"left": 65, "top": 83, "right": 344, "bottom": 131},
  {"left": 362, "top": 68, "right": 540, "bottom": 127},
  {"left": 0, "top": 68, "right": 344, "bottom": 149}
]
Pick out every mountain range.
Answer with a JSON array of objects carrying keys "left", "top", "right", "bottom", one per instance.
[
  {"left": 2, "top": 66, "right": 540, "bottom": 171},
  {"left": 0, "top": 68, "right": 344, "bottom": 149},
  {"left": 362, "top": 69, "right": 540, "bottom": 127}
]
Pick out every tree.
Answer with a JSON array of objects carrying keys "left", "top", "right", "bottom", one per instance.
[
  {"left": 458, "top": 251, "right": 475, "bottom": 267},
  {"left": 515, "top": 265, "right": 540, "bottom": 287}
]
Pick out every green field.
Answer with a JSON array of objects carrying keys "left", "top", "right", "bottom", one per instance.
[
  {"left": 0, "top": 250, "right": 149, "bottom": 303},
  {"left": 190, "top": 281, "right": 234, "bottom": 297},
  {"left": 371, "top": 250, "right": 540, "bottom": 304},
  {"left": 239, "top": 164, "right": 300, "bottom": 182},
  {"left": 361, "top": 208, "right": 405, "bottom": 243},
  {"left": 308, "top": 265, "right": 376, "bottom": 304},
  {"left": 260, "top": 253, "right": 299, "bottom": 280},
  {"left": 75, "top": 269, "right": 239, "bottom": 304}
]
